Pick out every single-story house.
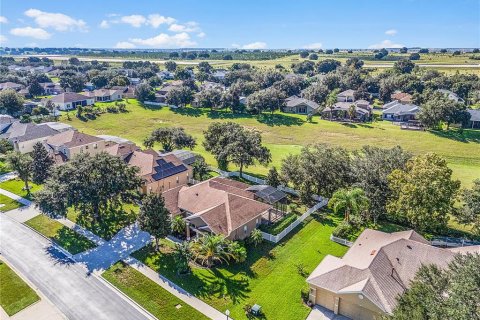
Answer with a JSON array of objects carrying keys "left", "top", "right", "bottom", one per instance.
[
  {"left": 40, "top": 82, "right": 64, "bottom": 95},
  {"left": 0, "top": 122, "right": 62, "bottom": 153},
  {"left": 155, "top": 81, "right": 184, "bottom": 103},
  {"left": 283, "top": 96, "right": 320, "bottom": 114},
  {"left": 212, "top": 69, "right": 228, "bottom": 81},
  {"left": 110, "top": 85, "right": 136, "bottom": 99},
  {"left": 0, "top": 82, "right": 24, "bottom": 91},
  {"left": 382, "top": 101, "right": 420, "bottom": 122},
  {"left": 45, "top": 130, "right": 106, "bottom": 161},
  {"left": 466, "top": 109, "right": 480, "bottom": 129},
  {"left": 157, "top": 70, "right": 175, "bottom": 80},
  {"left": 82, "top": 89, "right": 124, "bottom": 102},
  {"left": 337, "top": 89, "right": 356, "bottom": 103},
  {"left": 84, "top": 82, "right": 96, "bottom": 91},
  {"left": 42, "top": 92, "right": 94, "bottom": 111},
  {"left": 128, "top": 78, "right": 141, "bottom": 85},
  {"left": 390, "top": 92, "right": 413, "bottom": 104},
  {"left": 307, "top": 229, "right": 480, "bottom": 320},
  {"left": 163, "top": 177, "right": 272, "bottom": 240},
  {"left": 322, "top": 100, "right": 372, "bottom": 122},
  {"left": 437, "top": 89, "right": 465, "bottom": 103}
]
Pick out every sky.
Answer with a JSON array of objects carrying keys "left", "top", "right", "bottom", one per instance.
[{"left": 0, "top": 0, "right": 479, "bottom": 49}]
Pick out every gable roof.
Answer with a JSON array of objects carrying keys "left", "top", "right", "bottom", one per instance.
[
  {"left": 47, "top": 92, "right": 91, "bottom": 104},
  {"left": 0, "top": 82, "right": 24, "bottom": 90},
  {"left": 391, "top": 92, "right": 413, "bottom": 102},
  {"left": 177, "top": 177, "right": 271, "bottom": 237},
  {"left": 307, "top": 229, "right": 480, "bottom": 314},
  {"left": 1, "top": 122, "right": 59, "bottom": 143},
  {"left": 46, "top": 130, "right": 103, "bottom": 148},
  {"left": 383, "top": 101, "right": 420, "bottom": 115},
  {"left": 337, "top": 89, "right": 356, "bottom": 97},
  {"left": 285, "top": 95, "right": 320, "bottom": 110},
  {"left": 125, "top": 150, "right": 188, "bottom": 182}
]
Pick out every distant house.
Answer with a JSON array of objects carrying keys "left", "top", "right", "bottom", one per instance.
[
  {"left": 466, "top": 109, "right": 480, "bottom": 129},
  {"left": 200, "top": 81, "right": 226, "bottom": 92},
  {"left": 0, "top": 122, "right": 62, "bottom": 153},
  {"left": 42, "top": 92, "right": 94, "bottom": 111},
  {"left": 84, "top": 82, "right": 96, "bottom": 91},
  {"left": 437, "top": 89, "right": 465, "bottom": 103},
  {"left": 322, "top": 100, "right": 372, "bottom": 122},
  {"left": 0, "top": 82, "right": 24, "bottom": 92},
  {"left": 162, "top": 177, "right": 272, "bottom": 240},
  {"left": 337, "top": 89, "right": 356, "bottom": 103},
  {"left": 128, "top": 77, "right": 141, "bottom": 85},
  {"left": 45, "top": 131, "right": 106, "bottom": 162},
  {"left": 110, "top": 85, "right": 136, "bottom": 99},
  {"left": 155, "top": 81, "right": 184, "bottom": 103},
  {"left": 82, "top": 89, "right": 124, "bottom": 102},
  {"left": 212, "top": 69, "right": 228, "bottom": 81},
  {"left": 390, "top": 92, "right": 413, "bottom": 104},
  {"left": 382, "top": 101, "right": 420, "bottom": 122},
  {"left": 283, "top": 95, "right": 320, "bottom": 114},
  {"left": 307, "top": 229, "right": 480, "bottom": 320},
  {"left": 40, "top": 82, "right": 64, "bottom": 95},
  {"left": 157, "top": 70, "right": 175, "bottom": 80}
]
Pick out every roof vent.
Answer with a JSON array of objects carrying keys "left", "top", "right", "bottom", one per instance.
[
  {"left": 195, "top": 192, "right": 199, "bottom": 196},
  {"left": 370, "top": 250, "right": 376, "bottom": 255},
  {"left": 407, "top": 245, "right": 412, "bottom": 249}
]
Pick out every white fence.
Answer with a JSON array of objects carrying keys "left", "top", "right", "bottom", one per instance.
[
  {"left": 430, "top": 237, "right": 480, "bottom": 248},
  {"left": 329, "top": 234, "right": 354, "bottom": 247},
  {"left": 261, "top": 199, "right": 328, "bottom": 243}
]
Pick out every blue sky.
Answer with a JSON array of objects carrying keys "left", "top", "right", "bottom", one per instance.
[{"left": 0, "top": 0, "right": 479, "bottom": 49}]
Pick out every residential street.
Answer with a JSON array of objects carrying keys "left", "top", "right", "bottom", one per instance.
[{"left": 0, "top": 214, "right": 150, "bottom": 320}]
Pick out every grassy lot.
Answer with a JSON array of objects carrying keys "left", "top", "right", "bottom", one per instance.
[
  {"left": 66, "top": 203, "right": 139, "bottom": 240},
  {"left": 25, "top": 214, "right": 96, "bottom": 255},
  {"left": 0, "top": 194, "right": 24, "bottom": 212},
  {"left": 133, "top": 213, "right": 348, "bottom": 320},
  {"left": 61, "top": 100, "right": 480, "bottom": 188},
  {"left": 102, "top": 262, "right": 209, "bottom": 320},
  {"left": 0, "top": 159, "right": 9, "bottom": 174},
  {"left": 0, "top": 261, "right": 40, "bottom": 316},
  {"left": 0, "top": 179, "right": 42, "bottom": 200}
]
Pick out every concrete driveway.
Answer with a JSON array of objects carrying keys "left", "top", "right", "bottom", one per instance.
[{"left": 0, "top": 214, "right": 150, "bottom": 320}]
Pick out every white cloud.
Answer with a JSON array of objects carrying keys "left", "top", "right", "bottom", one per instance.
[
  {"left": 24, "top": 9, "right": 87, "bottom": 32},
  {"left": 115, "top": 41, "right": 136, "bottom": 49},
  {"left": 25, "top": 42, "right": 38, "bottom": 47},
  {"left": 147, "top": 14, "right": 176, "bottom": 28},
  {"left": 130, "top": 32, "right": 196, "bottom": 48},
  {"left": 168, "top": 21, "right": 200, "bottom": 33},
  {"left": 0, "top": 16, "right": 8, "bottom": 24},
  {"left": 368, "top": 39, "right": 404, "bottom": 49},
  {"left": 0, "top": 35, "right": 7, "bottom": 44},
  {"left": 231, "top": 43, "right": 240, "bottom": 48},
  {"left": 303, "top": 42, "right": 323, "bottom": 50},
  {"left": 197, "top": 32, "right": 206, "bottom": 38},
  {"left": 120, "top": 15, "right": 146, "bottom": 27},
  {"left": 99, "top": 20, "right": 110, "bottom": 28},
  {"left": 385, "top": 29, "right": 398, "bottom": 36},
  {"left": 242, "top": 41, "right": 267, "bottom": 49},
  {"left": 10, "top": 27, "right": 51, "bottom": 39}
]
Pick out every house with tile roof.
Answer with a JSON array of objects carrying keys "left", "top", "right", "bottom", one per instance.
[
  {"left": 307, "top": 229, "right": 480, "bottom": 320},
  {"left": 390, "top": 92, "right": 413, "bottom": 104},
  {"left": 162, "top": 177, "right": 272, "bottom": 240}
]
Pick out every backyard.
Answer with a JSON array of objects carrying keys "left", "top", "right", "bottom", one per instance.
[
  {"left": 0, "top": 261, "right": 40, "bottom": 316},
  {"left": 60, "top": 99, "right": 480, "bottom": 188},
  {"left": 133, "top": 213, "right": 348, "bottom": 320},
  {"left": 25, "top": 214, "right": 97, "bottom": 255}
]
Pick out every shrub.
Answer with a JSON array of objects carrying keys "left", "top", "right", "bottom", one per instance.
[
  {"left": 248, "top": 228, "right": 263, "bottom": 247},
  {"left": 332, "top": 221, "right": 361, "bottom": 240},
  {"left": 106, "top": 105, "right": 119, "bottom": 113}
]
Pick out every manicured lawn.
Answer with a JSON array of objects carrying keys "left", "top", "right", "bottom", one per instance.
[
  {"left": 66, "top": 203, "right": 139, "bottom": 240},
  {"left": 0, "top": 261, "right": 40, "bottom": 316},
  {"left": 259, "top": 212, "right": 298, "bottom": 235},
  {"left": 133, "top": 213, "right": 348, "bottom": 320},
  {"left": 0, "top": 159, "right": 9, "bottom": 174},
  {"left": 0, "top": 194, "right": 23, "bottom": 212},
  {"left": 25, "top": 215, "right": 96, "bottom": 255},
  {"left": 61, "top": 100, "right": 480, "bottom": 188},
  {"left": 0, "top": 179, "right": 41, "bottom": 200},
  {"left": 102, "top": 262, "right": 209, "bottom": 320}
]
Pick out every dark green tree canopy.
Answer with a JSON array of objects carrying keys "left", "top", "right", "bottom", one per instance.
[
  {"left": 31, "top": 142, "right": 54, "bottom": 184},
  {"left": 138, "top": 193, "right": 171, "bottom": 251},
  {"left": 144, "top": 127, "right": 196, "bottom": 152}
]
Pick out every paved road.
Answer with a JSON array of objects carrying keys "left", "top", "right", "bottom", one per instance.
[{"left": 0, "top": 214, "right": 149, "bottom": 320}]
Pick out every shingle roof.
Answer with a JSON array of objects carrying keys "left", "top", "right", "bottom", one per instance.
[
  {"left": 307, "top": 229, "right": 480, "bottom": 314},
  {"left": 125, "top": 150, "right": 188, "bottom": 182},
  {"left": 1, "top": 122, "right": 59, "bottom": 143},
  {"left": 246, "top": 185, "right": 287, "bottom": 204},
  {"left": 383, "top": 101, "right": 420, "bottom": 116},
  {"left": 47, "top": 92, "right": 91, "bottom": 104},
  {"left": 285, "top": 95, "right": 320, "bottom": 110},
  {"left": 391, "top": 92, "right": 413, "bottom": 102},
  {"left": 46, "top": 131, "right": 103, "bottom": 148},
  {"left": 337, "top": 89, "right": 356, "bottom": 97}
]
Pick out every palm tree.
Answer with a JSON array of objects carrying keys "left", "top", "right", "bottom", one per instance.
[
  {"left": 6, "top": 152, "right": 32, "bottom": 195},
  {"left": 192, "top": 234, "right": 230, "bottom": 268},
  {"left": 171, "top": 215, "right": 187, "bottom": 236},
  {"left": 328, "top": 188, "right": 370, "bottom": 223}
]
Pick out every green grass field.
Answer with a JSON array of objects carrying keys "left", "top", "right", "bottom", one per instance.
[
  {"left": 102, "top": 262, "right": 209, "bottom": 320},
  {"left": 133, "top": 213, "right": 348, "bottom": 320},
  {"left": 0, "top": 179, "right": 42, "bottom": 200},
  {"left": 0, "top": 194, "right": 24, "bottom": 212},
  {"left": 25, "top": 214, "right": 96, "bottom": 254},
  {"left": 0, "top": 261, "right": 40, "bottom": 316},
  {"left": 61, "top": 99, "right": 480, "bottom": 187}
]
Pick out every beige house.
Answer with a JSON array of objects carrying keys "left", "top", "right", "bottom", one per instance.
[
  {"left": 45, "top": 131, "right": 106, "bottom": 161},
  {"left": 163, "top": 177, "right": 272, "bottom": 240},
  {"left": 283, "top": 96, "right": 320, "bottom": 114},
  {"left": 307, "top": 229, "right": 480, "bottom": 320},
  {"left": 0, "top": 122, "right": 61, "bottom": 153},
  {"left": 82, "top": 89, "right": 124, "bottom": 102}
]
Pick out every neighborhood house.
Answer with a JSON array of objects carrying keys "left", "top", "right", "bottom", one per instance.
[
  {"left": 42, "top": 92, "right": 94, "bottom": 111},
  {"left": 283, "top": 96, "right": 320, "bottom": 114},
  {"left": 382, "top": 101, "right": 420, "bottom": 122}
]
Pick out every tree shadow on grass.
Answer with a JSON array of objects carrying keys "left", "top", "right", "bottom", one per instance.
[
  {"left": 196, "top": 268, "right": 251, "bottom": 304},
  {"left": 341, "top": 123, "right": 357, "bottom": 128},
  {"left": 256, "top": 113, "right": 304, "bottom": 127},
  {"left": 172, "top": 107, "right": 204, "bottom": 117},
  {"left": 429, "top": 129, "right": 480, "bottom": 143},
  {"left": 140, "top": 103, "right": 164, "bottom": 111}
]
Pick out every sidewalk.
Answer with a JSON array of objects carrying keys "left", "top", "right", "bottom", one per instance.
[
  {"left": 124, "top": 256, "right": 228, "bottom": 320},
  {"left": 55, "top": 217, "right": 106, "bottom": 246},
  {"left": 0, "top": 172, "right": 17, "bottom": 182},
  {"left": 0, "top": 188, "right": 32, "bottom": 206}
]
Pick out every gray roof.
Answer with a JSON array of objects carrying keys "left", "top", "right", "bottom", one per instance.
[
  {"left": 1, "top": 122, "right": 59, "bottom": 143},
  {"left": 47, "top": 92, "right": 91, "bottom": 104},
  {"left": 161, "top": 149, "right": 198, "bottom": 166},
  {"left": 437, "top": 89, "right": 465, "bottom": 103},
  {"left": 246, "top": 185, "right": 287, "bottom": 204},
  {"left": 337, "top": 89, "right": 356, "bottom": 97},
  {"left": 285, "top": 95, "right": 320, "bottom": 110},
  {"left": 468, "top": 109, "right": 480, "bottom": 122},
  {"left": 383, "top": 102, "right": 420, "bottom": 116},
  {"left": 326, "top": 101, "right": 370, "bottom": 114}
]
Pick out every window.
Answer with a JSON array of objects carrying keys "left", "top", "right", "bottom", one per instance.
[
  {"left": 244, "top": 225, "right": 248, "bottom": 234},
  {"left": 93, "top": 143, "right": 98, "bottom": 149},
  {"left": 176, "top": 177, "right": 179, "bottom": 184},
  {"left": 255, "top": 218, "right": 259, "bottom": 226},
  {"left": 85, "top": 145, "right": 89, "bottom": 150}
]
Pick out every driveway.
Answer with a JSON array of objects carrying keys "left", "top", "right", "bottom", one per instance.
[
  {"left": 306, "top": 305, "right": 351, "bottom": 320},
  {"left": 74, "top": 223, "right": 152, "bottom": 273},
  {"left": 0, "top": 214, "right": 150, "bottom": 320}
]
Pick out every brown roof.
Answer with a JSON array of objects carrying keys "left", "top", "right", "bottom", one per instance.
[
  {"left": 104, "top": 143, "right": 140, "bottom": 159},
  {"left": 177, "top": 177, "right": 271, "bottom": 237},
  {"left": 162, "top": 185, "right": 184, "bottom": 215},
  {"left": 47, "top": 131, "right": 103, "bottom": 148},
  {"left": 125, "top": 150, "right": 188, "bottom": 182},
  {"left": 307, "top": 229, "right": 480, "bottom": 314},
  {"left": 391, "top": 92, "right": 413, "bottom": 102}
]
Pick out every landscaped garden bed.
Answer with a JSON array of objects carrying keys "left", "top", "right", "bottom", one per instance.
[
  {"left": 0, "top": 261, "right": 40, "bottom": 316},
  {"left": 25, "top": 215, "right": 96, "bottom": 255}
]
